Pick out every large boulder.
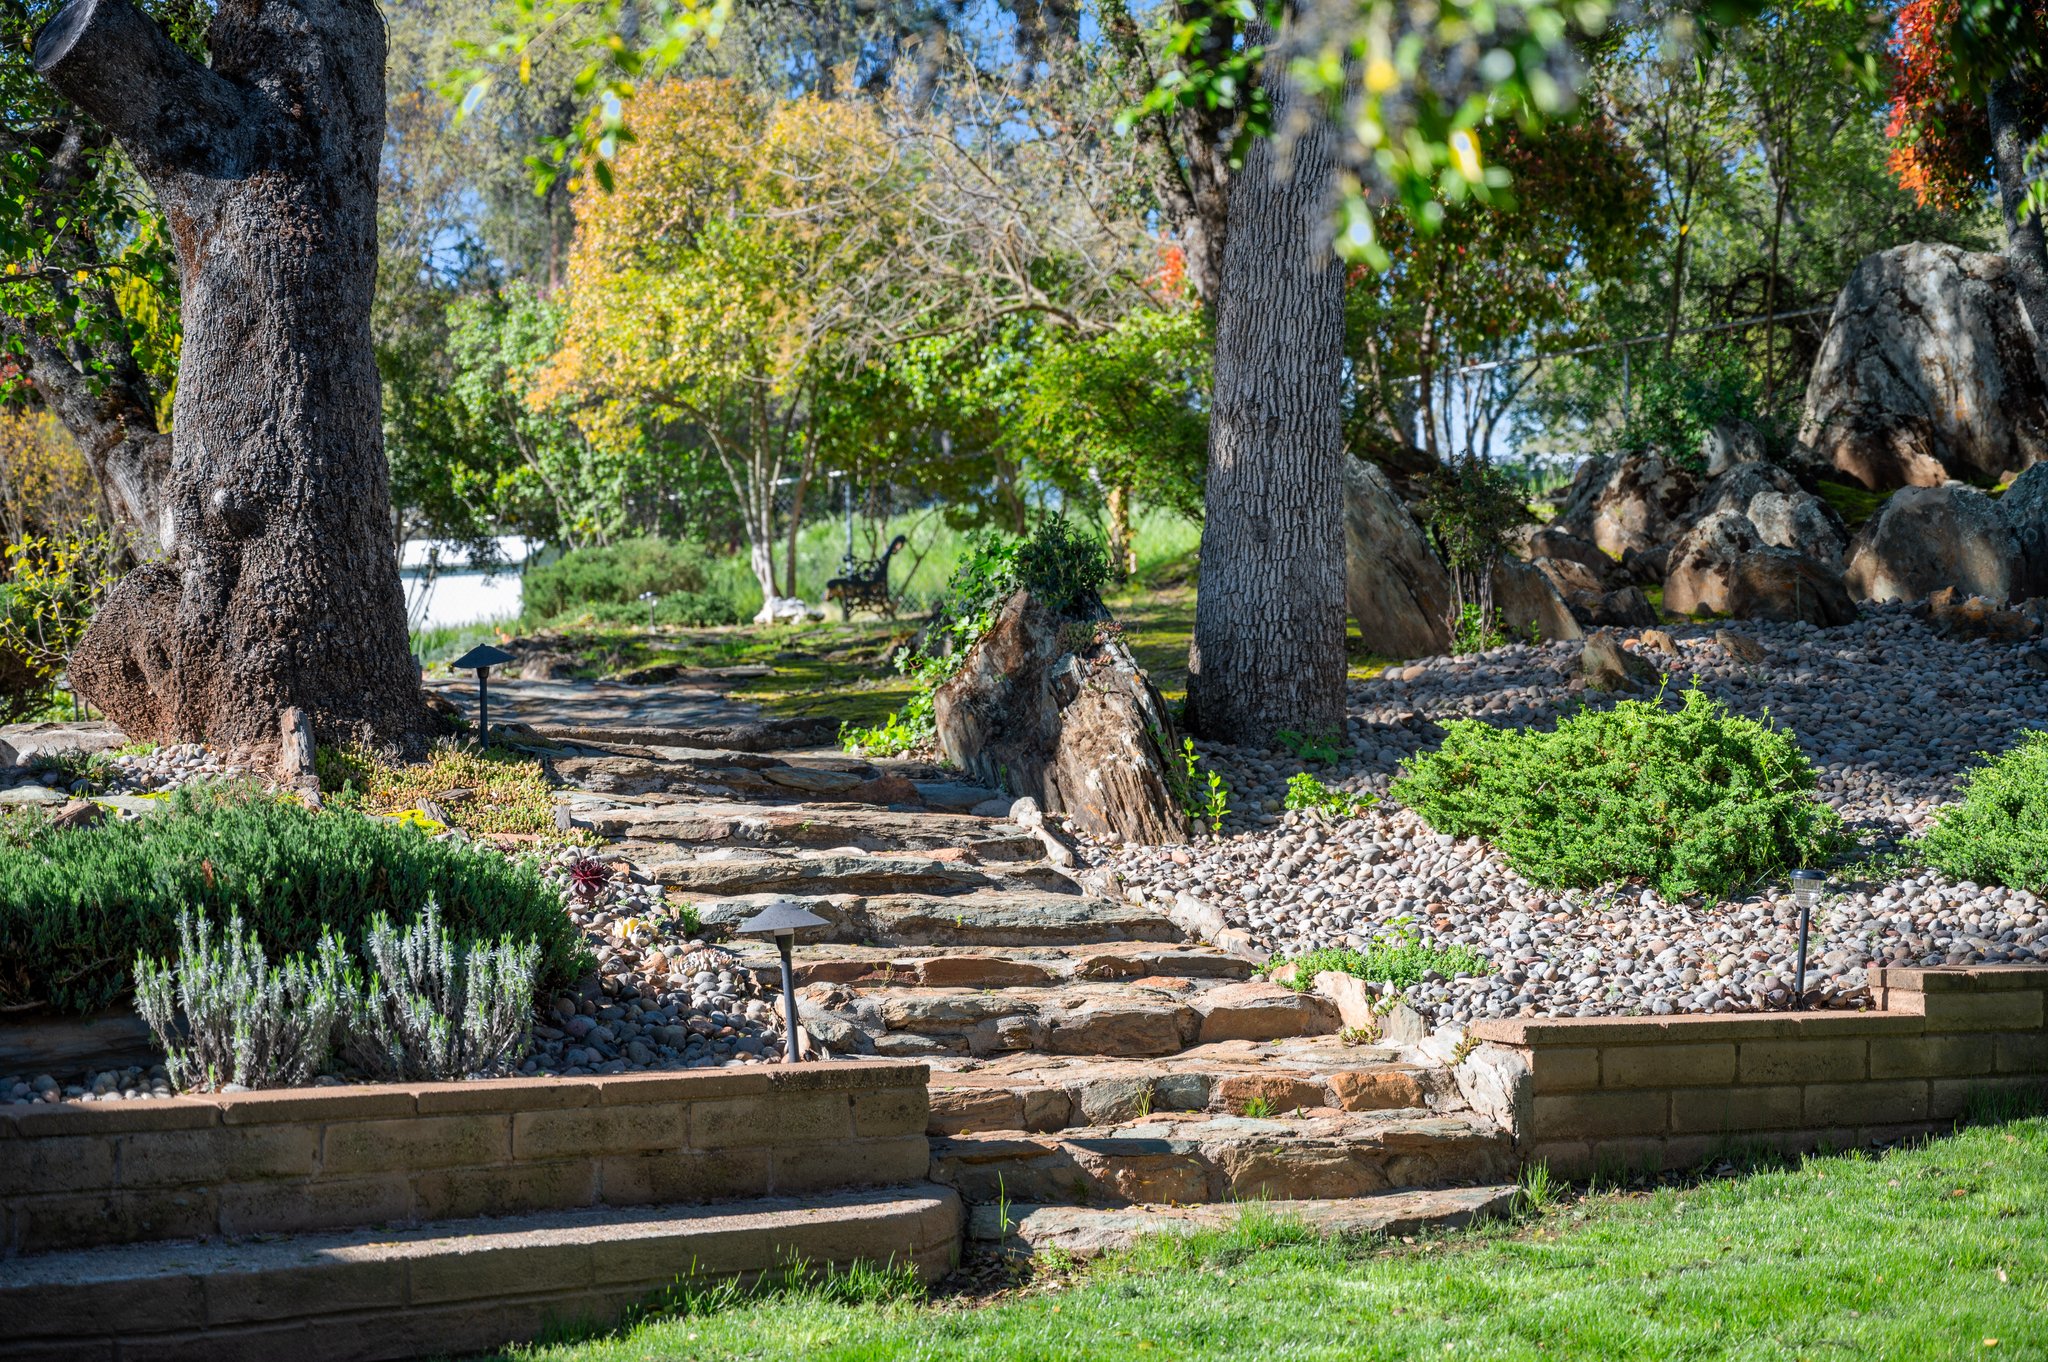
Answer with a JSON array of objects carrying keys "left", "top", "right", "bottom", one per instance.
[
  {"left": 1343, "top": 456, "right": 1453, "bottom": 658},
  {"left": 1664, "top": 511, "right": 1855, "bottom": 626},
  {"left": 1800, "top": 243, "right": 2048, "bottom": 490},
  {"left": 1514, "top": 526, "right": 1622, "bottom": 586},
  {"left": 1844, "top": 482, "right": 2020, "bottom": 603},
  {"left": 1693, "top": 463, "right": 1849, "bottom": 568},
  {"left": 1493, "top": 557, "right": 1584, "bottom": 642},
  {"left": 933, "top": 590, "right": 1188, "bottom": 845},
  {"left": 1556, "top": 454, "right": 1700, "bottom": 558},
  {"left": 1999, "top": 462, "right": 2048, "bottom": 600},
  {"left": 1533, "top": 557, "right": 1655, "bottom": 628},
  {"left": 1700, "top": 419, "right": 1767, "bottom": 478}
]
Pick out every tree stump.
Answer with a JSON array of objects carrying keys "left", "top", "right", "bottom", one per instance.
[{"left": 933, "top": 590, "right": 1190, "bottom": 846}]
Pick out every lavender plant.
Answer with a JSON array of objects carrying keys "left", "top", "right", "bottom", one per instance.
[
  {"left": 341, "top": 897, "right": 539, "bottom": 1081},
  {"left": 133, "top": 911, "right": 353, "bottom": 1091}
]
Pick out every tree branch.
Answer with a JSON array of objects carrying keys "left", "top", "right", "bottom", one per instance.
[{"left": 34, "top": 0, "right": 253, "bottom": 178}]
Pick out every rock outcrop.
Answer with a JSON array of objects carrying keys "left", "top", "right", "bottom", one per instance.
[
  {"left": 1493, "top": 557, "right": 1585, "bottom": 642},
  {"left": 1800, "top": 243, "right": 2048, "bottom": 490},
  {"left": 933, "top": 590, "right": 1189, "bottom": 845},
  {"left": 1999, "top": 463, "right": 2048, "bottom": 601},
  {"left": 1692, "top": 463, "right": 1849, "bottom": 568},
  {"left": 1664, "top": 511, "right": 1856, "bottom": 626},
  {"left": 1343, "top": 456, "right": 1453, "bottom": 658},
  {"left": 1845, "top": 482, "right": 2020, "bottom": 604},
  {"left": 1555, "top": 454, "right": 1699, "bottom": 558}
]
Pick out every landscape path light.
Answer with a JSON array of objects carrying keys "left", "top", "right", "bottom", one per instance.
[
  {"left": 640, "top": 591, "right": 658, "bottom": 630},
  {"left": 736, "top": 898, "right": 831, "bottom": 1064},
  {"left": 1789, "top": 869, "right": 1827, "bottom": 1011},
  {"left": 451, "top": 643, "right": 516, "bottom": 745}
]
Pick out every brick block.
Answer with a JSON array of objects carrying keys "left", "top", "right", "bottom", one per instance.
[
  {"left": 771, "top": 1135, "right": 928, "bottom": 1193},
  {"left": 1529, "top": 1089, "right": 1667, "bottom": 1140},
  {"left": 414, "top": 1078, "right": 599, "bottom": 1115},
  {"left": 215, "top": 1087, "right": 415, "bottom": 1126},
  {"left": 1526, "top": 1047, "right": 1601, "bottom": 1093},
  {"left": 1918, "top": 992, "right": 2046, "bottom": 1032},
  {"left": 9, "top": 1187, "right": 219, "bottom": 1254},
  {"left": 766, "top": 1061, "right": 929, "bottom": 1094},
  {"left": 1867, "top": 1034, "right": 1996, "bottom": 1080},
  {"left": 200, "top": 1258, "right": 407, "bottom": 1326},
  {"left": 512, "top": 1103, "right": 687, "bottom": 1162},
  {"left": 1930, "top": 1075, "right": 2048, "bottom": 1121},
  {"left": 216, "top": 1173, "right": 411, "bottom": 1237},
  {"left": 1601, "top": 1043, "right": 1737, "bottom": 1089},
  {"left": 0, "top": 1099, "right": 217, "bottom": 1139},
  {"left": 118, "top": 1125, "right": 319, "bottom": 1189},
  {"left": 321, "top": 1113, "right": 509, "bottom": 1176},
  {"left": 1524, "top": 1140, "right": 1591, "bottom": 1179},
  {"left": 692, "top": 1092, "right": 851, "bottom": 1150},
  {"left": 1737, "top": 1038, "right": 1867, "bottom": 1084},
  {"left": 1668, "top": 1085, "right": 1804, "bottom": 1134},
  {"left": 852, "top": 1085, "right": 929, "bottom": 1137},
  {"left": 598, "top": 1147, "right": 772, "bottom": 1205},
  {"left": 1803, "top": 1080, "right": 1928, "bottom": 1127},
  {"left": 0, "top": 1132, "right": 115, "bottom": 1193},
  {"left": 0, "top": 1268, "right": 206, "bottom": 1336},
  {"left": 412, "top": 1158, "right": 600, "bottom": 1220},
  {"left": 596, "top": 1071, "right": 768, "bottom": 1105},
  {"left": 408, "top": 1240, "right": 597, "bottom": 1305},
  {"left": 1996, "top": 1030, "right": 2048, "bottom": 1075}
]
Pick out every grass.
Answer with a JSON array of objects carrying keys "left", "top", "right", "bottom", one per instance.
[{"left": 484, "top": 1112, "right": 2048, "bottom": 1361}]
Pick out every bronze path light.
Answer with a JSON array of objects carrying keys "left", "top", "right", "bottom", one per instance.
[
  {"left": 451, "top": 643, "right": 516, "bottom": 745},
  {"left": 737, "top": 899, "right": 830, "bottom": 1064}
]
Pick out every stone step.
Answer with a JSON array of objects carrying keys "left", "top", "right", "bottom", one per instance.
[
  {"left": 807, "top": 980, "right": 1340, "bottom": 1060},
  {"left": 929, "top": 1110, "right": 1513, "bottom": 1207},
  {"left": 730, "top": 941, "right": 1258, "bottom": 991},
  {"left": 969, "top": 1186, "right": 1520, "bottom": 1258},
  {"left": 696, "top": 890, "right": 1188, "bottom": 948},
  {"left": 922, "top": 1041, "right": 1453, "bottom": 1133},
  {"left": 639, "top": 850, "right": 1075, "bottom": 898},
  {"left": 561, "top": 799, "right": 1044, "bottom": 861},
  {"left": 550, "top": 750, "right": 1001, "bottom": 811},
  {"left": 0, "top": 1187, "right": 962, "bottom": 1362}
]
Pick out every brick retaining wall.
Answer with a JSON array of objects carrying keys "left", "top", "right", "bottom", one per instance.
[
  {"left": 0, "top": 1061, "right": 930, "bottom": 1257},
  {"left": 1466, "top": 966, "right": 2048, "bottom": 1178}
]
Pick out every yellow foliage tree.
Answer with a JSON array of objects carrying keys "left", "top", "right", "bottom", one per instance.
[
  {"left": 534, "top": 80, "right": 916, "bottom": 618},
  {"left": 0, "top": 411, "right": 98, "bottom": 546}
]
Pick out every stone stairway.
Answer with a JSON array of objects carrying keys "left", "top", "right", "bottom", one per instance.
[{"left": 547, "top": 737, "right": 1522, "bottom": 1257}]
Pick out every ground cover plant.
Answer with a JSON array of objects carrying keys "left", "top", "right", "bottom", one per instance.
[
  {"left": 317, "top": 742, "right": 563, "bottom": 838},
  {"left": 1916, "top": 731, "right": 2048, "bottom": 892},
  {"left": 1271, "top": 931, "right": 1488, "bottom": 994},
  {"left": 1390, "top": 687, "right": 1844, "bottom": 901},
  {"left": 0, "top": 787, "right": 583, "bottom": 1013},
  {"left": 495, "top": 1111, "right": 2048, "bottom": 1361}
]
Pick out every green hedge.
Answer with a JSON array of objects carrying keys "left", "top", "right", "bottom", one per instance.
[
  {"left": 1390, "top": 687, "right": 1844, "bottom": 901},
  {"left": 521, "top": 537, "right": 743, "bottom": 626},
  {"left": 0, "top": 788, "right": 585, "bottom": 1014},
  {"left": 1917, "top": 732, "right": 2048, "bottom": 892}
]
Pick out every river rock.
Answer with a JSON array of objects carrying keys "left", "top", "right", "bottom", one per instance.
[
  {"left": 1800, "top": 242, "right": 2048, "bottom": 490},
  {"left": 933, "top": 589, "right": 1189, "bottom": 845},
  {"left": 1844, "top": 482, "right": 2019, "bottom": 603}
]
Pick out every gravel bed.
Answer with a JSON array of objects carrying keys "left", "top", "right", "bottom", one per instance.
[{"left": 1088, "top": 604, "right": 2048, "bottom": 1031}]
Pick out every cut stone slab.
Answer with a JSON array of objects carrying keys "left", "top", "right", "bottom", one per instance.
[
  {"left": 0, "top": 784, "right": 67, "bottom": 806},
  {"left": 693, "top": 891, "right": 1187, "bottom": 948},
  {"left": 567, "top": 800, "right": 1042, "bottom": 860},
  {"left": 1190, "top": 981, "right": 1341, "bottom": 1043},
  {"left": 0, "top": 1187, "right": 961, "bottom": 1360},
  {"left": 929, "top": 1110, "right": 1513, "bottom": 1206},
  {"left": 968, "top": 1186, "right": 1519, "bottom": 1257},
  {"left": 642, "top": 851, "right": 1004, "bottom": 897},
  {"left": 733, "top": 942, "right": 1256, "bottom": 991},
  {"left": 0, "top": 719, "right": 127, "bottom": 768}
]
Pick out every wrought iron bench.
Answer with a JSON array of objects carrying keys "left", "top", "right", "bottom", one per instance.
[{"left": 824, "top": 534, "right": 908, "bottom": 619}]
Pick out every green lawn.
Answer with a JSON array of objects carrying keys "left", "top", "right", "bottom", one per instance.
[{"left": 487, "top": 1115, "right": 2048, "bottom": 1361}]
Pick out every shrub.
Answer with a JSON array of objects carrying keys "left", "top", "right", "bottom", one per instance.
[
  {"left": 1390, "top": 687, "right": 1843, "bottom": 901},
  {"left": 340, "top": 899, "right": 538, "bottom": 1081},
  {"left": 1917, "top": 733, "right": 2048, "bottom": 892},
  {"left": 133, "top": 911, "right": 352, "bottom": 1090},
  {"left": 1283, "top": 772, "right": 1373, "bottom": 819},
  {"left": 520, "top": 537, "right": 743, "bottom": 626},
  {"left": 0, "top": 787, "right": 584, "bottom": 1014},
  {"left": 1272, "top": 931, "right": 1489, "bottom": 994}
]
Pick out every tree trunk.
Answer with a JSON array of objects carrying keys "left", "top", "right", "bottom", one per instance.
[
  {"left": 1105, "top": 480, "right": 1135, "bottom": 580},
  {"left": 1987, "top": 74, "right": 2048, "bottom": 333},
  {"left": 1183, "top": 29, "right": 1347, "bottom": 746},
  {"left": 36, "top": 0, "right": 430, "bottom": 766}
]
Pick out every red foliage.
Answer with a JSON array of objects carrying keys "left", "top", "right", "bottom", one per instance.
[
  {"left": 1886, "top": 0, "right": 1989, "bottom": 209},
  {"left": 1149, "top": 241, "right": 1189, "bottom": 299}
]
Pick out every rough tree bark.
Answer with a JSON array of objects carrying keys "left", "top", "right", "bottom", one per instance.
[
  {"left": 34, "top": 0, "right": 430, "bottom": 766},
  {"left": 1986, "top": 74, "right": 2048, "bottom": 333},
  {"left": 1183, "top": 27, "right": 1348, "bottom": 745}
]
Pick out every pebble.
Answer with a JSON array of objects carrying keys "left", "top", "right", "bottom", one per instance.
[{"left": 1084, "top": 607, "right": 2048, "bottom": 1031}]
